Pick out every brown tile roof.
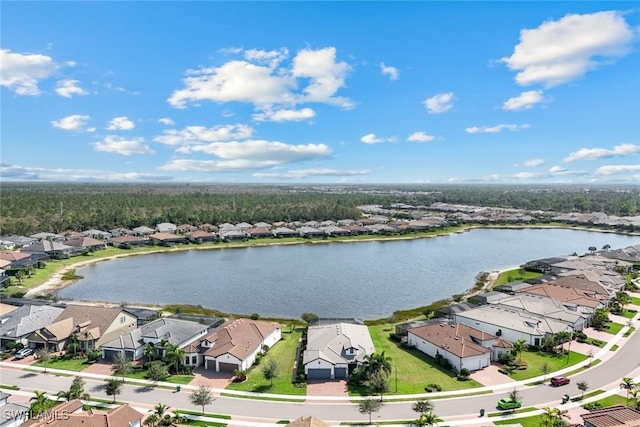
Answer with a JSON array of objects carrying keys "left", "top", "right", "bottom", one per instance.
[
  {"left": 108, "top": 235, "right": 146, "bottom": 244},
  {"left": 245, "top": 227, "right": 272, "bottom": 235},
  {"left": 287, "top": 416, "right": 332, "bottom": 427},
  {"left": 54, "top": 305, "right": 124, "bottom": 342},
  {"left": 23, "top": 401, "right": 142, "bottom": 427},
  {"left": 522, "top": 284, "right": 603, "bottom": 308},
  {"left": 0, "top": 303, "right": 18, "bottom": 316},
  {"left": 203, "top": 318, "right": 280, "bottom": 361},
  {"left": 65, "top": 236, "right": 106, "bottom": 248},
  {"left": 408, "top": 323, "right": 493, "bottom": 358},
  {"left": 0, "top": 250, "right": 31, "bottom": 262},
  {"left": 581, "top": 405, "right": 640, "bottom": 427}
]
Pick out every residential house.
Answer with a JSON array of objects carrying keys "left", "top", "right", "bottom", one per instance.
[
  {"left": 21, "top": 399, "right": 143, "bottom": 427},
  {"left": 303, "top": 221, "right": 320, "bottom": 228},
  {"left": 148, "top": 232, "right": 187, "bottom": 246},
  {"left": 303, "top": 318, "right": 375, "bottom": 380},
  {"left": 185, "top": 230, "right": 218, "bottom": 243},
  {"left": 101, "top": 317, "right": 209, "bottom": 361},
  {"left": 199, "top": 223, "right": 219, "bottom": 233},
  {"left": 28, "top": 305, "right": 138, "bottom": 351},
  {"left": 122, "top": 307, "right": 160, "bottom": 327},
  {"left": 30, "top": 232, "right": 65, "bottom": 241},
  {"left": 0, "top": 251, "right": 43, "bottom": 272},
  {"left": 320, "top": 220, "right": 337, "bottom": 227},
  {"left": 341, "top": 224, "right": 369, "bottom": 235},
  {"left": 453, "top": 305, "right": 572, "bottom": 347},
  {"left": 337, "top": 219, "right": 355, "bottom": 226},
  {"left": 65, "top": 236, "right": 108, "bottom": 252},
  {"left": 201, "top": 318, "right": 281, "bottom": 372},
  {"left": 272, "top": 227, "right": 299, "bottom": 238},
  {"left": 0, "top": 262, "right": 11, "bottom": 287},
  {"left": 319, "top": 225, "right": 350, "bottom": 237},
  {"left": 581, "top": 405, "right": 640, "bottom": 427},
  {"left": 492, "top": 293, "right": 590, "bottom": 330},
  {"left": 155, "top": 223, "right": 177, "bottom": 234},
  {"left": 109, "top": 228, "right": 134, "bottom": 237},
  {"left": 131, "top": 226, "right": 155, "bottom": 236},
  {"left": 218, "top": 229, "right": 247, "bottom": 241},
  {"left": 82, "top": 229, "right": 112, "bottom": 240},
  {"left": 0, "top": 235, "right": 37, "bottom": 248},
  {"left": 467, "top": 291, "right": 507, "bottom": 306},
  {"left": 177, "top": 223, "right": 198, "bottom": 234},
  {"left": 519, "top": 283, "right": 606, "bottom": 317},
  {"left": 365, "top": 224, "right": 396, "bottom": 234},
  {"left": 0, "top": 391, "right": 31, "bottom": 427},
  {"left": 253, "top": 222, "right": 272, "bottom": 229},
  {"left": 0, "top": 304, "right": 18, "bottom": 316},
  {"left": 297, "top": 227, "right": 325, "bottom": 238},
  {"left": 0, "top": 304, "right": 65, "bottom": 349},
  {"left": 235, "top": 222, "right": 254, "bottom": 231},
  {"left": 0, "top": 240, "right": 17, "bottom": 250},
  {"left": 107, "top": 234, "right": 148, "bottom": 248},
  {"left": 245, "top": 227, "right": 273, "bottom": 239},
  {"left": 287, "top": 416, "right": 331, "bottom": 427},
  {"left": 21, "top": 240, "right": 81, "bottom": 259},
  {"left": 407, "top": 323, "right": 512, "bottom": 372}
]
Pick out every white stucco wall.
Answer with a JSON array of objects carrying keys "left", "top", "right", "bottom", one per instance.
[
  {"left": 304, "top": 358, "right": 337, "bottom": 378},
  {"left": 408, "top": 332, "right": 490, "bottom": 372},
  {"left": 453, "top": 315, "right": 542, "bottom": 346}
]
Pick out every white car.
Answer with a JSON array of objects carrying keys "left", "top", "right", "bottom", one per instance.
[{"left": 15, "top": 348, "right": 34, "bottom": 359}]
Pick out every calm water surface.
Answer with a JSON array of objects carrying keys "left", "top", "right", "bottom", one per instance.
[{"left": 58, "top": 228, "right": 639, "bottom": 319}]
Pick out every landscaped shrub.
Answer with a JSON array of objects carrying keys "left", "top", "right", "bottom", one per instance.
[
  {"left": 232, "top": 369, "right": 247, "bottom": 382},
  {"left": 5, "top": 342, "right": 16, "bottom": 351},
  {"left": 583, "top": 402, "right": 602, "bottom": 410},
  {"left": 457, "top": 368, "right": 471, "bottom": 381},
  {"left": 424, "top": 383, "right": 442, "bottom": 392},
  {"left": 389, "top": 333, "right": 402, "bottom": 343},
  {"left": 14, "top": 343, "right": 24, "bottom": 351},
  {"left": 87, "top": 348, "right": 102, "bottom": 363}
]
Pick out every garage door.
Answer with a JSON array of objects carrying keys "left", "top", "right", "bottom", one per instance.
[
  {"left": 218, "top": 362, "right": 239, "bottom": 372},
  {"left": 103, "top": 349, "right": 121, "bottom": 360},
  {"left": 334, "top": 367, "right": 347, "bottom": 378},
  {"left": 307, "top": 368, "right": 331, "bottom": 379}
]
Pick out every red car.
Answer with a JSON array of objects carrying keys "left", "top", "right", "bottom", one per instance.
[{"left": 551, "top": 376, "right": 570, "bottom": 386}]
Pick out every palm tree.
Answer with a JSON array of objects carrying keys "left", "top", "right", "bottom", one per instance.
[
  {"left": 554, "top": 331, "right": 571, "bottom": 354},
  {"left": 541, "top": 407, "right": 569, "bottom": 427},
  {"left": 358, "top": 398, "right": 382, "bottom": 425},
  {"left": 105, "top": 378, "right": 122, "bottom": 403},
  {"left": 614, "top": 291, "right": 632, "bottom": 313},
  {"left": 413, "top": 412, "right": 438, "bottom": 427},
  {"left": 412, "top": 398, "right": 434, "bottom": 415},
  {"left": 511, "top": 339, "right": 527, "bottom": 363},
  {"left": 620, "top": 377, "right": 636, "bottom": 405},
  {"left": 163, "top": 344, "right": 185, "bottom": 374},
  {"left": 143, "top": 342, "right": 157, "bottom": 362},
  {"left": 30, "top": 390, "right": 51, "bottom": 416},
  {"left": 364, "top": 351, "right": 392, "bottom": 376},
  {"left": 143, "top": 414, "right": 159, "bottom": 427}
]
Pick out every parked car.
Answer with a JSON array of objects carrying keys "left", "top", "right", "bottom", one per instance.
[
  {"left": 497, "top": 398, "right": 522, "bottom": 410},
  {"left": 551, "top": 376, "right": 570, "bottom": 386},
  {"left": 15, "top": 348, "right": 34, "bottom": 359}
]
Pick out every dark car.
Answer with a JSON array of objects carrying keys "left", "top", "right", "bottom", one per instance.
[{"left": 551, "top": 376, "right": 570, "bottom": 386}]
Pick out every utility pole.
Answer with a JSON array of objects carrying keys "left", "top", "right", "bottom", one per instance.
[{"left": 395, "top": 365, "right": 398, "bottom": 393}]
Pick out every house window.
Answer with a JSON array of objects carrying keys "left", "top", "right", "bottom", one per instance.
[{"left": 120, "top": 316, "right": 126, "bottom": 323}]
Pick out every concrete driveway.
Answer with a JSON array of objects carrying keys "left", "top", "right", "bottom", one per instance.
[
  {"left": 82, "top": 359, "right": 116, "bottom": 375},
  {"left": 470, "top": 363, "right": 515, "bottom": 387},
  {"left": 306, "top": 379, "right": 349, "bottom": 398},
  {"left": 192, "top": 367, "right": 234, "bottom": 389}
]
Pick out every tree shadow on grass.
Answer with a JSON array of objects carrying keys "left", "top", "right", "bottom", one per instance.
[{"left": 250, "top": 384, "right": 272, "bottom": 393}]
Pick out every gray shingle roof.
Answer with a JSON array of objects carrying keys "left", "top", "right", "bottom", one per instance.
[
  {"left": 0, "top": 305, "right": 65, "bottom": 338},
  {"left": 102, "top": 318, "right": 208, "bottom": 351},
  {"left": 303, "top": 320, "right": 374, "bottom": 366}
]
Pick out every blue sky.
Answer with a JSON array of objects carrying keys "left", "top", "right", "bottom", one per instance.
[{"left": 1, "top": 2, "right": 639, "bottom": 184}]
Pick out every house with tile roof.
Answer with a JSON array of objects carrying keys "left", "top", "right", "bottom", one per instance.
[
  {"left": 28, "top": 305, "right": 138, "bottom": 351},
  {"left": 107, "top": 234, "right": 149, "bottom": 248},
  {"left": 64, "top": 236, "right": 108, "bottom": 252},
  {"left": 21, "top": 240, "right": 81, "bottom": 259},
  {"left": 22, "top": 399, "right": 143, "bottom": 427},
  {"left": 201, "top": 318, "right": 281, "bottom": 372},
  {"left": 490, "top": 293, "right": 590, "bottom": 330},
  {"left": 407, "top": 322, "right": 512, "bottom": 372},
  {"left": 0, "top": 391, "right": 30, "bottom": 427},
  {"left": 101, "top": 317, "right": 209, "bottom": 361},
  {"left": 287, "top": 416, "right": 332, "bottom": 427},
  {"left": 303, "top": 319, "right": 375, "bottom": 380},
  {"left": 581, "top": 405, "right": 640, "bottom": 427},
  {"left": 0, "top": 304, "right": 65, "bottom": 349}
]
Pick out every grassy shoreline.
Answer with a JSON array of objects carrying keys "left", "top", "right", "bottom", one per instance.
[{"left": 8, "top": 223, "right": 638, "bottom": 323}]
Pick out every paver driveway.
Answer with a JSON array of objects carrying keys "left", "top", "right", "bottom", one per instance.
[
  {"left": 471, "top": 363, "right": 515, "bottom": 387},
  {"left": 192, "top": 366, "right": 234, "bottom": 389},
  {"left": 305, "top": 379, "right": 348, "bottom": 398}
]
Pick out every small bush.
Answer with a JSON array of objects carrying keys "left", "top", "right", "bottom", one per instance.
[
  {"left": 5, "top": 342, "right": 16, "bottom": 351},
  {"left": 583, "top": 402, "right": 602, "bottom": 410},
  {"left": 389, "top": 333, "right": 402, "bottom": 343},
  {"left": 14, "top": 343, "right": 24, "bottom": 351},
  {"left": 424, "top": 383, "right": 442, "bottom": 392}
]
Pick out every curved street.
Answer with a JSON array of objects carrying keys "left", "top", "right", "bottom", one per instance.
[{"left": 1, "top": 315, "right": 639, "bottom": 425}]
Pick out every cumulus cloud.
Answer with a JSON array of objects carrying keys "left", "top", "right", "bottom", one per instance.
[
  {"left": 424, "top": 92, "right": 454, "bottom": 114},
  {"left": 595, "top": 164, "right": 640, "bottom": 175},
  {"left": 522, "top": 158, "right": 546, "bottom": 167},
  {"left": 503, "top": 90, "right": 544, "bottom": 111},
  {"left": 55, "top": 79, "right": 88, "bottom": 98},
  {"left": 51, "top": 114, "right": 90, "bottom": 131},
  {"left": 252, "top": 107, "right": 316, "bottom": 122},
  {"left": 168, "top": 46, "right": 352, "bottom": 110},
  {"left": 563, "top": 143, "right": 640, "bottom": 162},
  {"left": 407, "top": 132, "right": 435, "bottom": 143},
  {"left": 94, "top": 136, "right": 155, "bottom": 155},
  {"left": 0, "top": 163, "right": 171, "bottom": 182},
  {"left": 161, "top": 140, "right": 332, "bottom": 172},
  {"left": 380, "top": 62, "right": 399, "bottom": 80},
  {"left": 154, "top": 124, "right": 254, "bottom": 146},
  {"left": 106, "top": 116, "right": 135, "bottom": 130},
  {"left": 360, "top": 133, "right": 395, "bottom": 144},
  {"left": 465, "top": 123, "right": 530, "bottom": 134},
  {"left": 0, "top": 49, "right": 59, "bottom": 95},
  {"left": 501, "top": 11, "right": 634, "bottom": 87},
  {"left": 253, "top": 168, "right": 371, "bottom": 179},
  {"left": 158, "top": 117, "right": 175, "bottom": 126}
]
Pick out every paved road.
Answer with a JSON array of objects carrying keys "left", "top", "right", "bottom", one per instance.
[{"left": 2, "top": 327, "right": 639, "bottom": 423}]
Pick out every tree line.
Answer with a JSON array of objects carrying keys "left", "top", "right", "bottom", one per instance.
[{"left": 1, "top": 183, "right": 638, "bottom": 235}]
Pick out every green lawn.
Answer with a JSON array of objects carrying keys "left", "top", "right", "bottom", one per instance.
[
  {"left": 493, "top": 415, "right": 542, "bottom": 427},
  {"left": 508, "top": 350, "right": 588, "bottom": 381},
  {"left": 166, "top": 375, "right": 194, "bottom": 385},
  {"left": 624, "top": 327, "right": 636, "bottom": 337},
  {"left": 34, "top": 357, "right": 91, "bottom": 372},
  {"left": 603, "top": 322, "right": 624, "bottom": 335},
  {"left": 631, "top": 297, "right": 640, "bottom": 306},
  {"left": 586, "top": 394, "right": 630, "bottom": 408},
  {"left": 359, "top": 325, "right": 482, "bottom": 395},
  {"left": 225, "top": 329, "right": 305, "bottom": 395},
  {"left": 494, "top": 268, "right": 542, "bottom": 287},
  {"left": 619, "top": 310, "right": 637, "bottom": 319}
]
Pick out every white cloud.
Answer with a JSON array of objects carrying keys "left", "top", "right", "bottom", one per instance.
[
  {"left": 522, "top": 158, "right": 546, "bottom": 167},
  {"left": 158, "top": 117, "right": 175, "bottom": 126},
  {"left": 106, "top": 116, "right": 135, "bottom": 130},
  {"left": 94, "top": 136, "right": 155, "bottom": 155},
  {"left": 0, "top": 163, "right": 171, "bottom": 182},
  {"left": 86, "top": 127, "right": 96, "bottom": 133},
  {"left": 244, "top": 48, "right": 289, "bottom": 68},
  {"left": 0, "top": 49, "right": 58, "bottom": 95},
  {"left": 465, "top": 123, "right": 530, "bottom": 134},
  {"left": 501, "top": 11, "right": 634, "bottom": 87},
  {"left": 55, "top": 79, "right": 88, "bottom": 98},
  {"left": 154, "top": 124, "right": 254, "bottom": 146},
  {"left": 252, "top": 107, "right": 316, "bottom": 122},
  {"left": 502, "top": 90, "right": 544, "bottom": 111},
  {"left": 161, "top": 140, "right": 331, "bottom": 172},
  {"left": 424, "top": 92, "right": 454, "bottom": 114},
  {"left": 595, "top": 164, "right": 640, "bottom": 175},
  {"left": 253, "top": 168, "right": 371, "bottom": 179},
  {"left": 380, "top": 62, "right": 399, "bottom": 80},
  {"left": 218, "top": 47, "right": 243, "bottom": 55},
  {"left": 563, "top": 143, "right": 640, "bottom": 162},
  {"left": 407, "top": 132, "right": 435, "bottom": 143},
  {"left": 51, "top": 114, "right": 90, "bottom": 130},
  {"left": 168, "top": 46, "right": 352, "bottom": 109},
  {"left": 360, "top": 133, "right": 395, "bottom": 144}
]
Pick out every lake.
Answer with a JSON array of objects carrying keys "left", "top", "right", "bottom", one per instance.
[{"left": 57, "top": 228, "right": 639, "bottom": 320}]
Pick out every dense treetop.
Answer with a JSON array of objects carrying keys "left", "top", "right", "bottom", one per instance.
[{"left": 1, "top": 183, "right": 638, "bottom": 235}]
